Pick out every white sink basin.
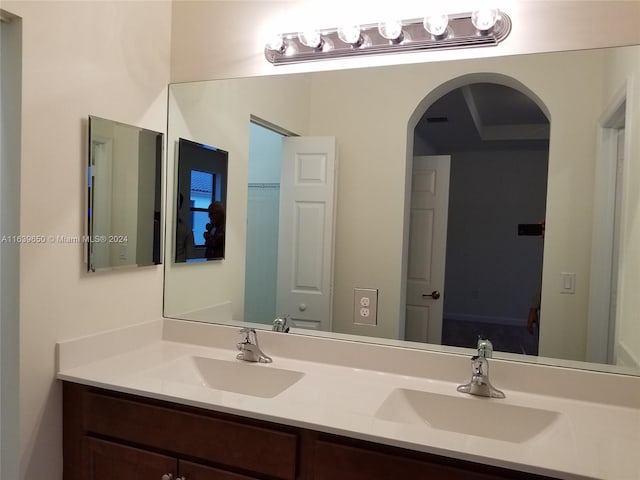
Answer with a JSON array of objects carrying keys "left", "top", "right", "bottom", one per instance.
[
  {"left": 144, "top": 356, "right": 304, "bottom": 398},
  {"left": 375, "top": 388, "right": 562, "bottom": 443}
]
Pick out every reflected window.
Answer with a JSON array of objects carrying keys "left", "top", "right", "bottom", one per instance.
[
  {"left": 190, "top": 170, "right": 215, "bottom": 247},
  {"left": 176, "top": 138, "right": 228, "bottom": 262}
]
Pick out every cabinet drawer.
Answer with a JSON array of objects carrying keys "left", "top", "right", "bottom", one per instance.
[
  {"left": 84, "top": 391, "right": 298, "bottom": 480},
  {"left": 180, "top": 460, "right": 262, "bottom": 480},
  {"left": 313, "top": 439, "right": 552, "bottom": 480}
]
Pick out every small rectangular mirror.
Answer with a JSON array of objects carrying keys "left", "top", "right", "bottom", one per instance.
[
  {"left": 87, "top": 116, "right": 163, "bottom": 272},
  {"left": 174, "top": 138, "right": 228, "bottom": 263}
]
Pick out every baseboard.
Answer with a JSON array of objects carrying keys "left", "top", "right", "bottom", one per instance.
[{"left": 443, "top": 312, "right": 524, "bottom": 327}]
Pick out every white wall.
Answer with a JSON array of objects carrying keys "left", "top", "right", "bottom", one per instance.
[{"left": 1, "top": 2, "right": 172, "bottom": 479}]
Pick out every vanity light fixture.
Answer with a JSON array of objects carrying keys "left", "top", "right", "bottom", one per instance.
[{"left": 265, "top": 10, "right": 511, "bottom": 65}]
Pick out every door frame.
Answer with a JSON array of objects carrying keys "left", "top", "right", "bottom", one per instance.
[
  {"left": 0, "top": 9, "right": 21, "bottom": 480},
  {"left": 402, "top": 73, "right": 551, "bottom": 343},
  {"left": 587, "top": 79, "right": 632, "bottom": 364}
]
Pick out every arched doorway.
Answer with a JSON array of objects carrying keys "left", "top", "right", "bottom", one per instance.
[{"left": 404, "top": 74, "right": 550, "bottom": 356}]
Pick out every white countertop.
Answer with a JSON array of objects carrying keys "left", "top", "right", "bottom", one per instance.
[{"left": 57, "top": 319, "right": 640, "bottom": 480}]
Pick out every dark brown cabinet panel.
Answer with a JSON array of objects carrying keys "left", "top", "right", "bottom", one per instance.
[
  {"left": 179, "top": 460, "right": 262, "bottom": 480},
  {"left": 63, "top": 382, "right": 558, "bottom": 480},
  {"left": 84, "top": 390, "right": 297, "bottom": 479},
  {"left": 85, "top": 437, "right": 176, "bottom": 480},
  {"left": 312, "top": 437, "right": 551, "bottom": 480},
  {"left": 63, "top": 382, "right": 298, "bottom": 480}
]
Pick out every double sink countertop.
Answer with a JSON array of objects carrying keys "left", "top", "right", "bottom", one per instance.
[{"left": 57, "top": 318, "right": 640, "bottom": 480}]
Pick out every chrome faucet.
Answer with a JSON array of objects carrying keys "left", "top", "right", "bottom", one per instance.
[
  {"left": 272, "top": 315, "right": 290, "bottom": 333},
  {"left": 457, "top": 338, "right": 505, "bottom": 399},
  {"left": 236, "top": 328, "right": 272, "bottom": 363}
]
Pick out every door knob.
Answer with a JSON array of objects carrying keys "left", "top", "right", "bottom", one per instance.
[{"left": 422, "top": 291, "right": 441, "bottom": 300}]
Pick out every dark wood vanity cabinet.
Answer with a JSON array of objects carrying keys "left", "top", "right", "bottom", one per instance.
[
  {"left": 63, "top": 382, "right": 557, "bottom": 480},
  {"left": 64, "top": 382, "right": 296, "bottom": 480}
]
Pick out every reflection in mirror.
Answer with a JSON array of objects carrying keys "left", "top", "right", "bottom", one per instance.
[
  {"left": 406, "top": 83, "right": 549, "bottom": 359},
  {"left": 88, "top": 116, "right": 162, "bottom": 272},
  {"left": 164, "top": 45, "right": 640, "bottom": 376},
  {"left": 175, "top": 138, "right": 228, "bottom": 262}
]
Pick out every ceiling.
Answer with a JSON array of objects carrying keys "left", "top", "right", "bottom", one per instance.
[{"left": 415, "top": 83, "right": 550, "bottom": 152}]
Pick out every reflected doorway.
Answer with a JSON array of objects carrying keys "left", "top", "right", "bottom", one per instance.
[
  {"left": 244, "top": 121, "right": 285, "bottom": 325},
  {"left": 408, "top": 82, "right": 550, "bottom": 356}
]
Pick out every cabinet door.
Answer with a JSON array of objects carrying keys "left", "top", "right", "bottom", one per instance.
[
  {"left": 86, "top": 437, "right": 176, "bottom": 480},
  {"left": 179, "top": 460, "right": 261, "bottom": 480}
]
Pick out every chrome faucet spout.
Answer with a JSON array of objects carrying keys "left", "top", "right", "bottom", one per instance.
[
  {"left": 457, "top": 340, "right": 505, "bottom": 399},
  {"left": 272, "top": 315, "right": 290, "bottom": 333},
  {"left": 236, "top": 328, "right": 272, "bottom": 363}
]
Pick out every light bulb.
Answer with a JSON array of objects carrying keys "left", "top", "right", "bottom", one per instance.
[
  {"left": 378, "top": 20, "right": 403, "bottom": 42},
  {"left": 284, "top": 41, "right": 298, "bottom": 57},
  {"left": 472, "top": 8, "right": 499, "bottom": 31},
  {"left": 423, "top": 13, "right": 449, "bottom": 37},
  {"left": 298, "top": 29, "right": 323, "bottom": 49},
  {"left": 265, "top": 33, "right": 284, "bottom": 53},
  {"left": 337, "top": 25, "right": 363, "bottom": 46}
]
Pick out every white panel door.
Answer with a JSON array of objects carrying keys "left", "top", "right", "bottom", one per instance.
[
  {"left": 405, "top": 155, "right": 451, "bottom": 343},
  {"left": 276, "top": 136, "right": 337, "bottom": 331}
]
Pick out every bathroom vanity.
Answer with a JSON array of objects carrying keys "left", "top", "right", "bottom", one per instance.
[
  {"left": 58, "top": 319, "right": 640, "bottom": 480},
  {"left": 63, "top": 382, "right": 554, "bottom": 480}
]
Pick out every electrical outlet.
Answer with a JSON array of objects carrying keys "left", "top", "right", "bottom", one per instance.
[{"left": 354, "top": 288, "right": 378, "bottom": 325}]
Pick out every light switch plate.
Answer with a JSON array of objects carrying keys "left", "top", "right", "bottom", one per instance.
[
  {"left": 354, "top": 288, "right": 378, "bottom": 325},
  {"left": 560, "top": 272, "right": 576, "bottom": 294}
]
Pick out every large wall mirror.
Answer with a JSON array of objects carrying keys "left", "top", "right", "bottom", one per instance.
[
  {"left": 88, "top": 116, "right": 163, "bottom": 272},
  {"left": 164, "top": 44, "right": 640, "bottom": 376}
]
